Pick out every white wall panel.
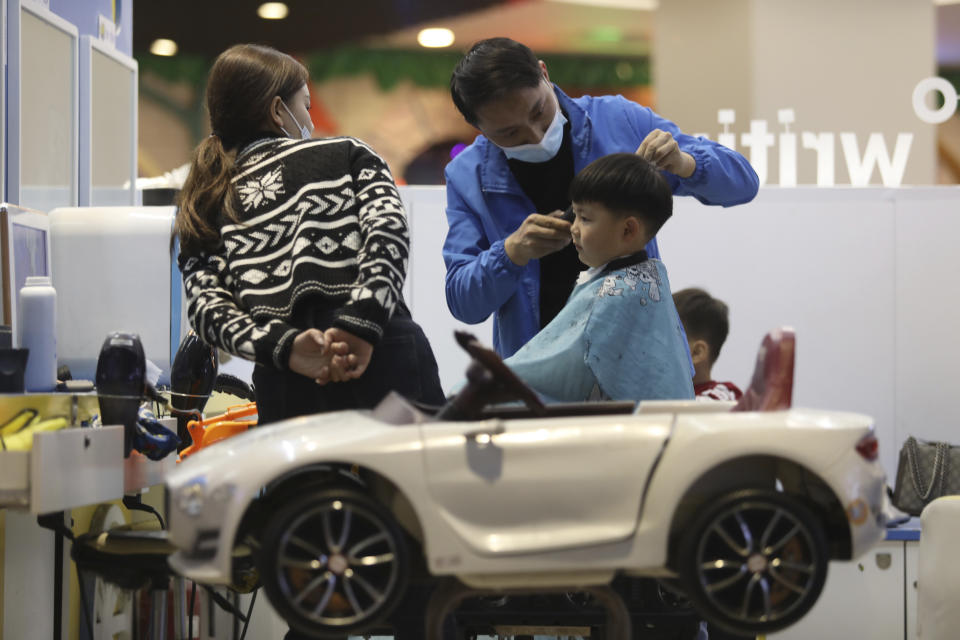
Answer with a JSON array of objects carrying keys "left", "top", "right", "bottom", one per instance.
[
  {"left": 893, "top": 190, "right": 960, "bottom": 461},
  {"left": 401, "top": 186, "right": 493, "bottom": 393}
]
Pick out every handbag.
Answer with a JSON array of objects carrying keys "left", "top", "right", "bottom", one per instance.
[{"left": 892, "top": 436, "right": 960, "bottom": 516}]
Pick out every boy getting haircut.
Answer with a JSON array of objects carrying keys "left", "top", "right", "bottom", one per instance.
[
  {"left": 568, "top": 152, "right": 673, "bottom": 235},
  {"left": 501, "top": 154, "right": 694, "bottom": 403},
  {"left": 673, "top": 287, "right": 743, "bottom": 401}
]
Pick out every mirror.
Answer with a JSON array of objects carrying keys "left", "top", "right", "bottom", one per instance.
[
  {"left": 81, "top": 36, "right": 138, "bottom": 206},
  {"left": 10, "top": 3, "right": 79, "bottom": 211}
]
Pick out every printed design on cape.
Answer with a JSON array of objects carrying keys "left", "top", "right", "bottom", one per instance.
[
  {"left": 238, "top": 165, "right": 285, "bottom": 210},
  {"left": 596, "top": 262, "right": 662, "bottom": 303}
]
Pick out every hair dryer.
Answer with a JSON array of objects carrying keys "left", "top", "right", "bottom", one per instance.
[
  {"left": 170, "top": 331, "right": 218, "bottom": 450},
  {"left": 95, "top": 332, "right": 146, "bottom": 456}
]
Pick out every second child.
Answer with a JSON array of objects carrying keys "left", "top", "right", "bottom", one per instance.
[{"left": 673, "top": 287, "right": 743, "bottom": 401}]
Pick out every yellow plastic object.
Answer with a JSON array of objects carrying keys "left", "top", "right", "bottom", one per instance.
[
  {"left": 178, "top": 403, "right": 258, "bottom": 461},
  {"left": 0, "top": 408, "right": 39, "bottom": 436},
  {"left": 0, "top": 416, "right": 69, "bottom": 451}
]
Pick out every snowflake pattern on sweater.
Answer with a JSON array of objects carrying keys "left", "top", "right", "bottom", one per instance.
[
  {"left": 179, "top": 136, "right": 409, "bottom": 369},
  {"left": 237, "top": 165, "right": 285, "bottom": 209}
]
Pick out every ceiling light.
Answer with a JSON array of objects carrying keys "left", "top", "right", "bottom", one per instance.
[
  {"left": 149, "top": 39, "right": 178, "bottom": 56},
  {"left": 257, "top": 2, "right": 289, "bottom": 20},
  {"left": 417, "top": 28, "right": 455, "bottom": 48}
]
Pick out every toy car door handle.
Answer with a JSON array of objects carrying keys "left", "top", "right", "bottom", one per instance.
[{"left": 465, "top": 424, "right": 505, "bottom": 445}]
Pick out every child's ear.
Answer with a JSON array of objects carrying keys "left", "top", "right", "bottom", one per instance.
[
  {"left": 690, "top": 339, "right": 710, "bottom": 366},
  {"left": 623, "top": 216, "right": 644, "bottom": 241}
]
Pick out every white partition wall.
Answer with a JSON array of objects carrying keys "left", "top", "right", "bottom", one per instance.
[
  {"left": 403, "top": 185, "right": 960, "bottom": 479},
  {"left": 892, "top": 190, "right": 960, "bottom": 470},
  {"left": 400, "top": 186, "right": 493, "bottom": 393}
]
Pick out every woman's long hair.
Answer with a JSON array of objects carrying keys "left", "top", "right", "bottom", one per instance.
[{"left": 175, "top": 44, "right": 308, "bottom": 255}]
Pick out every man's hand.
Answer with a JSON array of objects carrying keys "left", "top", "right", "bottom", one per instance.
[
  {"left": 504, "top": 213, "right": 572, "bottom": 266},
  {"left": 324, "top": 328, "right": 374, "bottom": 383},
  {"left": 288, "top": 329, "right": 351, "bottom": 383},
  {"left": 637, "top": 129, "right": 696, "bottom": 178}
]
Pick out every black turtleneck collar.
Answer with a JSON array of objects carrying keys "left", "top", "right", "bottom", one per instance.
[{"left": 603, "top": 250, "right": 649, "bottom": 274}]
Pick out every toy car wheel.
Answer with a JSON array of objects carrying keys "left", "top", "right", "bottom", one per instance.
[
  {"left": 678, "top": 489, "right": 828, "bottom": 636},
  {"left": 257, "top": 487, "right": 409, "bottom": 637}
]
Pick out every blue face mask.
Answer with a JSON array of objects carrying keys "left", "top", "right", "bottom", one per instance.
[
  {"left": 498, "top": 107, "right": 567, "bottom": 163},
  {"left": 280, "top": 101, "right": 313, "bottom": 140}
]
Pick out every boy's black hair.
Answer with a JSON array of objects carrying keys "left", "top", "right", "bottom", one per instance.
[
  {"left": 672, "top": 288, "right": 730, "bottom": 365},
  {"left": 568, "top": 153, "right": 673, "bottom": 237},
  {"left": 450, "top": 38, "right": 543, "bottom": 127}
]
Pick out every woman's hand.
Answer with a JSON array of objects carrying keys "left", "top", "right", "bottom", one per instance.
[
  {"left": 637, "top": 129, "right": 696, "bottom": 178},
  {"left": 323, "top": 328, "right": 374, "bottom": 382},
  {"left": 288, "top": 329, "right": 352, "bottom": 384}
]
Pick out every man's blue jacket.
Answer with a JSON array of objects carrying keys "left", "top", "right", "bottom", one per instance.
[{"left": 442, "top": 86, "right": 759, "bottom": 357}]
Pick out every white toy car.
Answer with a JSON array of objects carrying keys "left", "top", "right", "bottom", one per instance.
[{"left": 164, "top": 329, "right": 886, "bottom": 638}]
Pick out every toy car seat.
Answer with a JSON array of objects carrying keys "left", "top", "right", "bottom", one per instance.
[{"left": 733, "top": 327, "right": 795, "bottom": 412}]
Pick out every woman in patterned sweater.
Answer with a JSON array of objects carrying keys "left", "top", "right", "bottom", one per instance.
[{"left": 175, "top": 44, "right": 444, "bottom": 424}]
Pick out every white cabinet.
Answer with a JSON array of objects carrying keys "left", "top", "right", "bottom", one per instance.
[
  {"left": 769, "top": 538, "right": 918, "bottom": 640},
  {"left": 905, "top": 540, "right": 919, "bottom": 639}
]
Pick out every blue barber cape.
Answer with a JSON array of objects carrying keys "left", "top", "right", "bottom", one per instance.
[{"left": 503, "top": 257, "right": 694, "bottom": 403}]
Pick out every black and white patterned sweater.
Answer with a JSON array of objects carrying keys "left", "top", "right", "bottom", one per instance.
[{"left": 178, "top": 136, "right": 409, "bottom": 370}]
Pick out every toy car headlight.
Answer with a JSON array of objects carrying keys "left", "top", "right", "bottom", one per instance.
[
  {"left": 177, "top": 481, "right": 206, "bottom": 517},
  {"left": 176, "top": 480, "right": 235, "bottom": 518},
  {"left": 210, "top": 484, "right": 234, "bottom": 503}
]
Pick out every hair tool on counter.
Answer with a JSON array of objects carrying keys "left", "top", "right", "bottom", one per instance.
[
  {"left": 96, "top": 332, "right": 182, "bottom": 459},
  {"left": 169, "top": 330, "right": 218, "bottom": 451},
  {"left": 95, "top": 332, "right": 148, "bottom": 456}
]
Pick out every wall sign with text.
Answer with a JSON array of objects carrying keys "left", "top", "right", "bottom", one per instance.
[{"left": 692, "top": 77, "right": 956, "bottom": 188}]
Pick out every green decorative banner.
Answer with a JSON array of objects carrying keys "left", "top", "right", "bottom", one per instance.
[
  {"left": 306, "top": 47, "right": 650, "bottom": 89},
  {"left": 136, "top": 48, "right": 650, "bottom": 90}
]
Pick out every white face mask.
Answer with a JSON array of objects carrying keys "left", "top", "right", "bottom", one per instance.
[
  {"left": 280, "top": 100, "right": 313, "bottom": 140},
  {"left": 498, "top": 107, "right": 567, "bottom": 163}
]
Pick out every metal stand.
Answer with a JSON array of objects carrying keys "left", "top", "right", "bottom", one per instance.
[
  {"left": 150, "top": 589, "right": 168, "bottom": 640},
  {"left": 172, "top": 577, "right": 187, "bottom": 640},
  {"left": 424, "top": 579, "right": 632, "bottom": 640}
]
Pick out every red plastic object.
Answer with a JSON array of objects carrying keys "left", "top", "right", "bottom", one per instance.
[
  {"left": 733, "top": 327, "right": 796, "bottom": 412},
  {"left": 855, "top": 433, "right": 879, "bottom": 461}
]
